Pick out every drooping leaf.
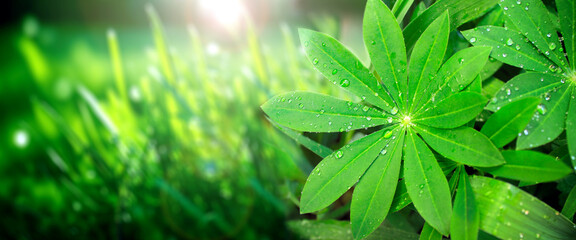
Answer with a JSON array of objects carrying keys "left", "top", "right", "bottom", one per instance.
[
  {"left": 562, "top": 185, "right": 576, "bottom": 220},
  {"left": 391, "top": 179, "right": 411, "bottom": 212},
  {"left": 462, "top": 26, "right": 556, "bottom": 72},
  {"left": 403, "top": 130, "right": 452, "bottom": 235},
  {"left": 262, "top": 92, "right": 393, "bottom": 133},
  {"left": 391, "top": 0, "right": 415, "bottom": 23},
  {"left": 485, "top": 72, "right": 564, "bottom": 111},
  {"left": 567, "top": 87, "right": 576, "bottom": 169},
  {"left": 407, "top": 11, "right": 450, "bottom": 112},
  {"left": 451, "top": 171, "right": 479, "bottom": 240},
  {"left": 471, "top": 176, "right": 576, "bottom": 239},
  {"left": 499, "top": 0, "right": 569, "bottom": 71},
  {"left": 415, "top": 47, "right": 491, "bottom": 114},
  {"left": 482, "top": 150, "right": 572, "bottom": 182},
  {"left": 299, "top": 28, "right": 396, "bottom": 112},
  {"left": 300, "top": 127, "right": 398, "bottom": 213},
  {"left": 448, "top": 166, "right": 462, "bottom": 198},
  {"left": 288, "top": 219, "right": 420, "bottom": 240},
  {"left": 517, "top": 84, "right": 571, "bottom": 149},
  {"left": 403, "top": 0, "right": 499, "bottom": 50},
  {"left": 415, "top": 126, "right": 505, "bottom": 167},
  {"left": 480, "top": 97, "right": 540, "bottom": 148},
  {"left": 414, "top": 92, "right": 487, "bottom": 129},
  {"left": 364, "top": 0, "right": 408, "bottom": 110},
  {"left": 270, "top": 119, "right": 333, "bottom": 158},
  {"left": 351, "top": 129, "right": 405, "bottom": 239},
  {"left": 419, "top": 223, "right": 443, "bottom": 240},
  {"left": 556, "top": 0, "right": 575, "bottom": 71}
]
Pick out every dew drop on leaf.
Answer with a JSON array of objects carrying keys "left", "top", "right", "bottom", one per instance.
[
  {"left": 332, "top": 69, "right": 338, "bottom": 75},
  {"left": 537, "top": 104, "right": 547, "bottom": 114},
  {"left": 362, "top": 106, "right": 369, "bottom": 112},
  {"left": 502, "top": 53, "right": 508, "bottom": 58},
  {"left": 470, "top": 37, "right": 477, "bottom": 43},
  {"left": 384, "top": 130, "right": 393, "bottom": 138},
  {"left": 371, "top": 40, "right": 376, "bottom": 45},
  {"left": 335, "top": 151, "right": 343, "bottom": 159},
  {"left": 313, "top": 58, "right": 319, "bottom": 65},
  {"left": 340, "top": 79, "right": 350, "bottom": 87},
  {"left": 516, "top": 44, "right": 521, "bottom": 50},
  {"left": 549, "top": 42, "right": 557, "bottom": 50},
  {"left": 390, "top": 107, "right": 399, "bottom": 115},
  {"left": 380, "top": 149, "right": 387, "bottom": 155},
  {"left": 506, "top": 38, "right": 514, "bottom": 46},
  {"left": 298, "top": 103, "right": 304, "bottom": 108}
]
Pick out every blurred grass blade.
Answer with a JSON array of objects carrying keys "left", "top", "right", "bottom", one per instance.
[
  {"left": 107, "top": 29, "right": 127, "bottom": 102},
  {"left": 419, "top": 222, "right": 442, "bottom": 240},
  {"left": 470, "top": 176, "right": 576, "bottom": 239},
  {"left": 300, "top": 127, "right": 398, "bottom": 213},
  {"left": 480, "top": 97, "right": 540, "bottom": 148},
  {"left": 404, "top": 130, "right": 451, "bottom": 235},
  {"left": 364, "top": 0, "right": 408, "bottom": 110},
  {"left": 262, "top": 91, "right": 393, "bottom": 133},
  {"left": 482, "top": 150, "right": 572, "bottom": 182},
  {"left": 562, "top": 185, "right": 576, "bottom": 220},
  {"left": 451, "top": 171, "right": 479, "bottom": 240},
  {"left": 351, "top": 129, "right": 405, "bottom": 239},
  {"left": 270, "top": 119, "right": 332, "bottom": 159},
  {"left": 17, "top": 36, "right": 50, "bottom": 86},
  {"left": 517, "top": 84, "right": 571, "bottom": 150},
  {"left": 415, "top": 126, "right": 504, "bottom": 167},
  {"left": 407, "top": 11, "right": 449, "bottom": 113},
  {"left": 499, "top": 0, "right": 568, "bottom": 71},
  {"left": 391, "top": 0, "right": 414, "bottom": 23},
  {"left": 556, "top": 0, "right": 575, "bottom": 71},
  {"left": 568, "top": 88, "right": 576, "bottom": 169},
  {"left": 486, "top": 72, "right": 564, "bottom": 111},
  {"left": 281, "top": 24, "right": 305, "bottom": 90},
  {"left": 414, "top": 92, "right": 487, "bottom": 129},
  {"left": 403, "top": 0, "right": 498, "bottom": 50},
  {"left": 247, "top": 20, "right": 269, "bottom": 87},
  {"left": 78, "top": 87, "right": 118, "bottom": 137},
  {"left": 298, "top": 28, "right": 396, "bottom": 112},
  {"left": 146, "top": 4, "right": 177, "bottom": 84},
  {"left": 288, "top": 220, "right": 420, "bottom": 240},
  {"left": 462, "top": 26, "right": 555, "bottom": 73}
]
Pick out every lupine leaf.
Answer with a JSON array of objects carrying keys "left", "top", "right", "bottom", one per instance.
[
  {"left": 562, "top": 185, "right": 576, "bottom": 220},
  {"left": 471, "top": 176, "right": 576, "bottom": 239},
  {"left": 407, "top": 11, "right": 449, "bottom": 113},
  {"left": 567, "top": 87, "right": 576, "bottom": 170},
  {"left": 480, "top": 97, "right": 540, "bottom": 148},
  {"left": 288, "top": 219, "right": 420, "bottom": 240},
  {"left": 415, "top": 92, "right": 487, "bottom": 129},
  {"left": 391, "top": 179, "right": 411, "bottom": 212},
  {"left": 391, "top": 0, "right": 415, "bottom": 23},
  {"left": 462, "top": 26, "right": 556, "bottom": 72},
  {"left": 262, "top": 92, "right": 393, "bottom": 133},
  {"left": 451, "top": 171, "right": 479, "bottom": 240},
  {"left": 300, "top": 127, "right": 398, "bottom": 213},
  {"left": 404, "top": 130, "right": 452, "bottom": 235},
  {"left": 482, "top": 150, "right": 572, "bottom": 182},
  {"left": 351, "top": 129, "right": 405, "bottom": 239},
  {"left": 419, "top": 223, "right": 443, "bottom": 240},
  {"left": 556, "top": 0, "right": 575, "bottom": 71},
  {"left": 481, "top": 77, "right": 505, "bottom": 99},
  {"left": 270, "top": 120, "right": 333, "bottom": 158},
  {"left": 415, "top": 126, "right": 505, "bottom": 167},
  {"left": 364, "top": 0, "right": 408, "bottom": 110},
  {"left": 299, "top": 29, "right": 396, "bottom": 112}
]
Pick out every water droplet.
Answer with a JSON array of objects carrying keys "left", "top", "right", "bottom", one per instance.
[
  {"left": 298, "top": 103, "right": 304, "bottom": 108},
  {"left": 546, "top": 33, "right": 552, "bottom": 38},
  {"left": 340, "top": 79, "right": 350, "bottom": 87},
  {"left": 335, "top": 151, "right": 343, "bottom": 159},
  {"left": 459, "top": 84, "right": 465, "bottom": 90},
  {"left": 387, "top": 117, "right": 393, "bottom": 123},
  {"left": 390, "top": 107, "right": 398, "bottom": 115},
  {"left": 384, "top": 130, "right": 393, "bottom": 138},
  {"left": 371, "top": 40, "right": 376, "bottom": 45},
  {"left": 362, "top": 106, "right": 369, "bottom": 112},
  {"left": 506, "top": 38, "right": 514, "bottom": 45},
  {"left": 366, "top": 117, "right": 372, "bottom": 121},
  {"left": 332, "top": 69, "right": 338, "bottom": 75},
  {"left": 544, "top": 92, "right": 551, "bottom": 101},
  {"left": 321, "top": 42, "right": 326, "bottom": 47},
  {"left": 516, "top": 44, "right": 521, "bottom": 50},
  {"left": 470, "top": 37, "right": 477, "bottom": 43},
  {"left": 537, "top": 104, "right": 547, "bottom": 114},
  {"left": 419, "top": 184, "right": 424, "bottom": 189},
  {"left": 502, "top": 53, "right": 508, "bottom": 58},
  {"left": 380, "top": 149, "right": 387, "bottom": 155},
  {"left": 549, "top": 42, "right": 556, "bottom": 50},
  {"left": 523, "top": 129, "right": 529, "bottom": 135},
  {"left": 486, "top": 28, "right": 491, "bottom": 32},
  {"left": 503, "top": 6, "right": 509, "bottom": 10},
  {"left": 313, "top": 58, "right": 319, "bottom": 65},
  {"left": 516, "top": 0, "right": 521, "bottom": 4},
  {"left": 548, "top": 65, "right": 557, "bottom": 72},
  {"left": 506, "top": 88, "right": 511, "bottom": 95},
  {"left": 458, "top": 58, "right": 464, "bottom": 64}
]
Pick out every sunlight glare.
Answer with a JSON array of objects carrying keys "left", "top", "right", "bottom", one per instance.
[{"left": 198, "top": 0, "right": 246, "bottom": 29}]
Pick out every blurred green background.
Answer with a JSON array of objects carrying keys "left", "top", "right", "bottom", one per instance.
[{"left": 0, "top": 0, "right": 394, "bottom": 239}]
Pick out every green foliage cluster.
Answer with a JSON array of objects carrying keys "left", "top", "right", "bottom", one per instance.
[{"left": 263, "top": 0, "right": 576, "bottom": 239}]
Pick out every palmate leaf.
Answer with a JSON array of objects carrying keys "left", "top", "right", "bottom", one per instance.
[
  {"left": 482, "top": 150, "right": 572, "bottom": 182},
  {"left": 300, "top": 127, "right": 398, "bottom": 213},
  {"left": 451, "top": 171, "right": 479, "bottom": 240},
  {"left": 556, "top": 0, "right": 575, "bottom": 70},
  {"left": 299, "top": 29, "right": 396, "bottom": 113},
  {"left": 414, "top": 47, "right": 491, "bottom": 114},
  {"left": 499, "top": 0, "right": 569, "bottom": 71},
  {"left": 414, "top": 92, "right": 487, "bottom": 129},
  {"left": 404, "top": 130, "right": 452, "bottom": 236},
  {"left": 262, "top": 92, "right": 393, "bottom": 133},
  {"left": 471, "top": 176, "right": 576, "bottom": 239},
  {"left": 407, "top": 11, "right": 449, "bottom": 113},
  {"left": 517, "top": 84, "right": 571, "bottom": 149},
  {"left": 351, "top": 128, "right": 405, "bottom": 239},
  {"left": 567, "top": 87, "right": 576, "bottom": 169},
  {"left": 462, "top": 26, "right": 556, "bottom": 72},
  {"left": 480, "top": 97, "right": 540, "bottom": 148},
  {"left": 415, "top": 126, "right": 504, "bottom": 167},
  {"left": 364, "top": 0, "right": 408, "bottom": 110}
]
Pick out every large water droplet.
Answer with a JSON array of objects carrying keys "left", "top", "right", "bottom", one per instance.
[
  {"left": 537, "top": 104, "right": 547, "bottom": 114},
  {"left": 335, "top": 151, "right": 343, "bottom": 159},
  {"left": 340, "top": 79, "right": 350, "bottom": 87},
  {"left": 390, "top": 107, "right": 399, "bottom": 115},
  {"left": 384, "top": 130, "right": 393, "bottom": 138},
  {"left": 506, "top": 38, "right": 514, "bottom": 46},
  {"left": 470, "top": 37, "right": 477, "bottom": 43},
  {"left": 549, "top": 42, "right": 557, "bottom": 50}
]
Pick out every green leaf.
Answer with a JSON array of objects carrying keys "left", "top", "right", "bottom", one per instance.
[
  {"left": 499, "top": 0, "right": 569, "bottom": 71},
  {"left": 299, "top": 28, "right": 396, "bottom": 112},
  {"left": 567, "top": 87, "right": 576, "bottom": 170},
  {"left": 448, "top": 166, "right": 462, "bottom": 198},
  {"left": 391, "top": 0, "right": 415, "bottom": 23},
  {"left": 481, "top": 97, "right": 540, "bottom": 148},
  {"left": 451, "top": 171, "right": 479, "bottom": 240},
  {"left": 415, "top": 126, "right": 505, "bottom": 167},
  {"left": 462, "top": 26, "right": 556, "bottom": 72},
  {"left": 364, "top": 0, "right": 408, "bottom": 110},
  {"left": 482, "top": 150, "right": 572, "bottom": 182},
  {"left": 419, "top": 223, "right": 443, "bottom": 240},
  {"left": 391, "top": 179, "right": 411, "bottom": 212},
  {"left": 556, "top": 0, "right": 575, "bottom": 71},
  {"left": 486, "top": 72, "right": 564, "bottom": 112},
  {"left": 288, "top": 220, "right": 420, "bottom": 240},
  {"left": 471, "top": 176, "right": 576, "bottom": 239},
  {"left": 562, "top": 185, "right": 576, "bottom": 220},
  {"left": 414, "top": 92, "right": 487, "bottom": 129},
  {"left": 351, "top": 130, "right": 405, "bottom": 239},
  {"left": 481, "top": 77, "right": 505, "bottom": 99},
  {"left": 415, "top": 47, "right": 491, "bottom": 114},
  {"left": 270, "top": 120, "right": 333, "bottom": 158},
  {"left": 300, "top": 127, "right": 398, "bottom": 213},
  {"left": 403, "top": 0, "right": 499, "bottom": 50},
  {"left": 403, "top": 130, "right": 452, "bottom": 235},
  {"left": 262, "top": 92, "right": 392, "bottom": 133},
  {"left": 517, "top": 84, "right": 571, "bottom": 149},
  {"left": 407, "top": 11, "right": 450, "bottom": 113}
]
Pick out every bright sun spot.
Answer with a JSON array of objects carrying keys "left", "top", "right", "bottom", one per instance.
[
  {"left": 199, "top": 0, "right": 246, "bottom": 29},
  {"left": 14, "top": 130, "right": 29, "bottom": 148}
]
